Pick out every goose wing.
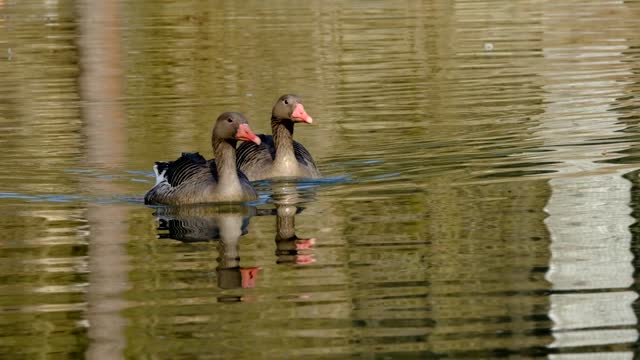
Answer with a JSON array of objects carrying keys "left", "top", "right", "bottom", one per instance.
[
  {"left": 236, "top": 134, "right": 275, "bottom": 166},
  {"left": 292, "top": 140, "right": 317, "bottom": 168},
  {"left": 157, "top": 152, "right": 210, "bottom": 187}
]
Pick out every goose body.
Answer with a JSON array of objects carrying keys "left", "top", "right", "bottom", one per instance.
[
  {"left": 144, "top": 112, "right": 261, "bottom": 205},
  {"left": 236, "top": 94, "right": 320, "bottom": 180}
]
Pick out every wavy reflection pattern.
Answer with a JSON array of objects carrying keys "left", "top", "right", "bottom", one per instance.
[{"left": 537, "top": 1, "right": 639, "bottom": 356}]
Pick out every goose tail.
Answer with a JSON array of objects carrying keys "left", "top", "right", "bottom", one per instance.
[{"left": 153, "top": 162, "right": 169, "bottom": 185}]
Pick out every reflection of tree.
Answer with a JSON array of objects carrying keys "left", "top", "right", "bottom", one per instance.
[{"left": 78, "top": 1, "right": 130, "bottom": 359}]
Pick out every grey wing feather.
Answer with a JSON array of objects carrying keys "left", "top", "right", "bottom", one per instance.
[
  {"left": 236, "top": 134, "right": 320, "bottom": 179},
  {"left": 292, "top": 141, "right": 317, "bottom": 168},
  {"left": 236, "top": 134, "right": 275, "bottom": 178},
  {"left": 144, "top": 152, "right": 212, "bottom": 204},
  {"left": 236, "top": 134, "right": 275, "bottom": 164},
  {"left": 236, "top": 134, "right": 317, "bottom": 166},
  {"left": 164, "top": 152, "right": 210, "bottom": 187}
]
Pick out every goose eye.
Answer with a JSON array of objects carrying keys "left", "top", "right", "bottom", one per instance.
[
  {"left": 227, "top": 118, "right": 233, "bottom": 123},
  {"left": 283, "top": 99, "right": 289, "bottom": 105}
]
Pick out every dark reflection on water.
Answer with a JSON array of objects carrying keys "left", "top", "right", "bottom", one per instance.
[
  {"left": 153, "top": 182, "right": 320, "bottom": 291},
  {"left": 2, "top": 0, "right": 640, "bottom": 358},
  {"left": 155, "top": 204, "right": 260, "bottom": 291}
]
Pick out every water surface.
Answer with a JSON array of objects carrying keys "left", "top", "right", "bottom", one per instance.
[{"left": 1, "top": 0, "right": 640, "bottom": 358}]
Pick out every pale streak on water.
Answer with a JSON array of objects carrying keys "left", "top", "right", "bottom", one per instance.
[{"left": 1, "top": 0, "right": 640, "bottom": 359}]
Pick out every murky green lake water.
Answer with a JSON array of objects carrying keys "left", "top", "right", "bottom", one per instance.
[{"left": 2, "top": 0, "right": 640, "bottom": 358}]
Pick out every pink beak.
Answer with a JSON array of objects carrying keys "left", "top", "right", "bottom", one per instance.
[
  {"left": 295, "top": 238, "right": 316, "bottom": 250},
  {"left": 240, "top": 267, "right": 261, "bottom": 288},
  {"left": 291, "top": 104, "right": 313, "bottom": 124},
  {"left": 235, "top": 123, "right": 261, "bottom": 145}
]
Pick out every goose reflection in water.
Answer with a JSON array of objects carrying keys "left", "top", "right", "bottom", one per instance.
[
  {"left": 154, "top": 204, "right": 261, "bottom": 290},
  {"left": 150, "top": 181, "right": 317, "bottom": 293},
  {"left": 269, "top": 181, "right": 317, "bottom": 265}
]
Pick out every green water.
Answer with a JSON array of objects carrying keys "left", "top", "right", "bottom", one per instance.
[{"left": 1, "top": 0, "right": 640, "bottom": 358}]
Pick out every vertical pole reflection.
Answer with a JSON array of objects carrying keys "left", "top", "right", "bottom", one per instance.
[
  {"left": 535, "top": 3, "right": 639, "bottom": 355},
  {"left": 78, "top": 1, "right": 129, "bottom": 359}
]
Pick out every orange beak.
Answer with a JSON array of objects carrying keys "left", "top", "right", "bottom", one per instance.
[
  {"left": 236, "top": 123, "right": 261, "bottom": 145},
  {"left": 240, "top": 267, "right": 261, "bottom": 288},
  {"left": 291, "top": 104, "right": 313, "bottom": 124}
]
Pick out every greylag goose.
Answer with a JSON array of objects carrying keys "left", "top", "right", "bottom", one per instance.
[
  {"left": 144, "top": 112, "right": 261, "bottom": 205},
  {"left": 236, "top": 94, "right": 320, "bottom": 180}
]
